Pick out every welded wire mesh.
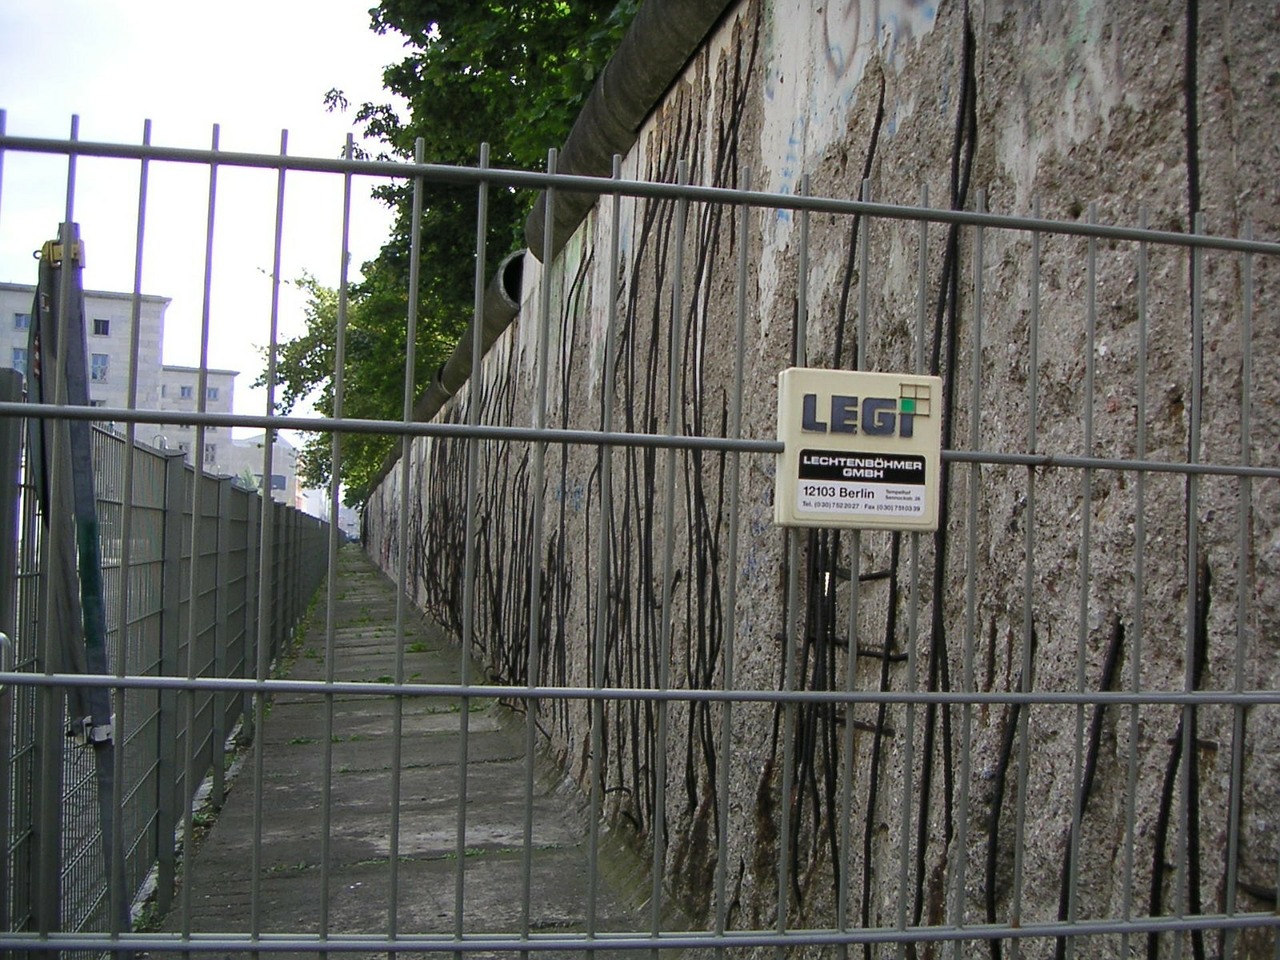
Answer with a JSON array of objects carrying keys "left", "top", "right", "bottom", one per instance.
[
  {"left": 0, "top": 118, "right": 1277, "bottom": 960},
  {"left": 0, "top": 115, "right": 330, "bottom": 952},
  {"left": 0, "top": 422, "right": 325, "bottom": 945}
]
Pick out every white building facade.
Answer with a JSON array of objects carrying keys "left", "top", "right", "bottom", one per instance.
[
  {"left": 219, "top": 432, "right": 300, "bottom": 509},
  {"left": 155, "top": 364, "right": 238, "bottom": 471},
  {"left": 0, "top": 281, "right": 168, "bottom": 410},
  {"left": 0, "top": 282, "right": 253, "bottom": 486}
]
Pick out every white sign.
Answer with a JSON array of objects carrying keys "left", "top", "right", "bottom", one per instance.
[{"left": 774, "top": 368, "right": 943, "bottom": 531}]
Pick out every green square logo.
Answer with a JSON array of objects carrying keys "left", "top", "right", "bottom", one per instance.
[{"left": 899, "top": 383, "right": 931, "bottom": 417}]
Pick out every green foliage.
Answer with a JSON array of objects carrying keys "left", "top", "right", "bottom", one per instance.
[
  {"left": 359, "top": 0, "right": 637, "bottom": 171},
  {"left": 264, "top": 272, "right": 445, "bottom": 503},
  {"left": 274, "top": 2, "right": 637, "bottom": 503}
]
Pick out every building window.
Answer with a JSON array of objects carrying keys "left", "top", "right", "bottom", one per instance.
[
  {"left": 90, "top": 353, "right": 109, "bottom": 382},
  {"left": 270, "top": 474, "right": 287, "bottom": 491},
  {"left": 89, "top": 399, "right": 105, "bottom": 408},
  {"left": 206, "top": 386, "right": 219, "bottom": 401},
  {"left": 179, "top": 385, "right": 193, "bottom": 399},
  {"left": 14, "top": 313, "right": 30, "bottom": 330},
  {"left": 11, "top": 347, "right": 26, "bottom": 376},
  {"left": 204, "top": 444, "right": 217, "bottom": 464},
  {"left": 92, "top": 318, "right": 110, "bottom": 336}
]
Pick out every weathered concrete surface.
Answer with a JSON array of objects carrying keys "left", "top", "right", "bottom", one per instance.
[
  {"left": 153, "top": 545, "right": 656, "bottom": 959},
  {"left": 364, "top": 2, "right": 1280, "bottom": 957}
]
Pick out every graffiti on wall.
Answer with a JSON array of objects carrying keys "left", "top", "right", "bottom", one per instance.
[
  {"left": 363, "top": 1, "right": 1279, "bottom": 954},
  {"left": 762, "top": 0, "right": 939, "bottom": 217}
]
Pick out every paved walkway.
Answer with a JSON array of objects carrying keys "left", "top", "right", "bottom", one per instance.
[{"left": 157, "top": 544, "right": 653, "bottom": 959}]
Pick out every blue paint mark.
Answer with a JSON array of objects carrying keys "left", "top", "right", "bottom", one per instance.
[{"left": 554, "top": 480, "right": 586, "bottom": 514}]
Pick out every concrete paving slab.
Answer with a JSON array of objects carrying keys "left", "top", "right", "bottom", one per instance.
[{"left": 152, "top": 545, "right": 664, "bottom": 959}]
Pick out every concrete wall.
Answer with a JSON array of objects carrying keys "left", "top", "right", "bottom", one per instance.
[{"left": 367, "top": 1, "right": 1278, "bottom": 953}]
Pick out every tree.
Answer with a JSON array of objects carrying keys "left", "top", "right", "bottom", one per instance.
[
  {"left": 264, "top": 271, "right": 444, "bottom": 503},
  {"left": 358, "top": 1, "right": 636, "bottom": 174},
  {"left": 272, "top": 2, "right": 637, "bottom": 503}
]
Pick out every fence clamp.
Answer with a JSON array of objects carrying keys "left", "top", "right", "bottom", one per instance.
[
  {"left": 38, "top": 238, "right": 85, "bottom": 266},
  {"left": 70, "top": 714, "right": 114, "bottom": 746}
]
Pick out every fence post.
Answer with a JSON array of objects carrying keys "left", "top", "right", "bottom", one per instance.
[
  {"left": 32, "top": 472, "right": 63, "bottom": 943},
  {"left": 274, "top": 506, "right": 287, "bottom": 649},
  {"left": 154, "top": 452, "right": 186, "bottom": 914},
  {"left": 0, "top": 368, "right": 20, "bottom": 648},
  {"left": 285, "top": 512, "right": 294, "bottom": 632},
  {"left": 242, "top": 491, "right": 259, "bottom": 740},
  {"left": 279, "top": 507, "right": 290, "bottom": 654},
  {"left": 211, "top": 476, "right": 232, "bottom": 808},
  {"left": 288, "top": 509, "right": 300, "bottom": 629},
  {"left": 276, "top": 506, "right": 287, "bottom": 656},
  {"left": 0, "top": 367, "right": 21, "bottom": 937},
  {"left": 269, "top": 502, "right": 282, "bottom": 662}
]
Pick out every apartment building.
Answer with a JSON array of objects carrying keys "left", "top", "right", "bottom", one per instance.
[
  {"left": 219, "top": 432, "right": 301, "bottom": 508},
  {"left": 0, "top": 281, "right": 168, "bottom": 410},
  {"left": 0, "top": 281, "right": 303, "bottom": 505},
  {"left": 155, "top": 364, "right": 239, "bottom": 470}
]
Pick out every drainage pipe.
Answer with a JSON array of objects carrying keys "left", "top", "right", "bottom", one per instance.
[{"left": 411, "top": 250, "right": 524, "bottom": 424}]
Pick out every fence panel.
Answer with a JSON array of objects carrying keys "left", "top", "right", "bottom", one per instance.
[
  {"left": 360, "top": 164, "right": 1280, "bottom": 958},
  {"left": 0, "top": 121, "right": 1276, "bottom": 960},
  {"left": 0, "top": 412, "right": 326, "bottom": 945}
]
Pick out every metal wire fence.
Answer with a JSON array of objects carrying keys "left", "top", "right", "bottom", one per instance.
[
  {"left": 0, "top": 402, "right": 328, "bottom": 948},
  {"left": 0, "top": 116, "right": 1278, "bottom": 960},
  {"left": 363, "top": 159, "right": 1280, "bottom": 958}
]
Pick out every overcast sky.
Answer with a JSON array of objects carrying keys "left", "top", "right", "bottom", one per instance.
[{"left": 0, "top": 1, "right": 410, "bottom": 420}]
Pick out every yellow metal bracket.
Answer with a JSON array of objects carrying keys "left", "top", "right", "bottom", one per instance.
[{"left": 38, "top": 238, "right": 85, "bottom": 266}]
